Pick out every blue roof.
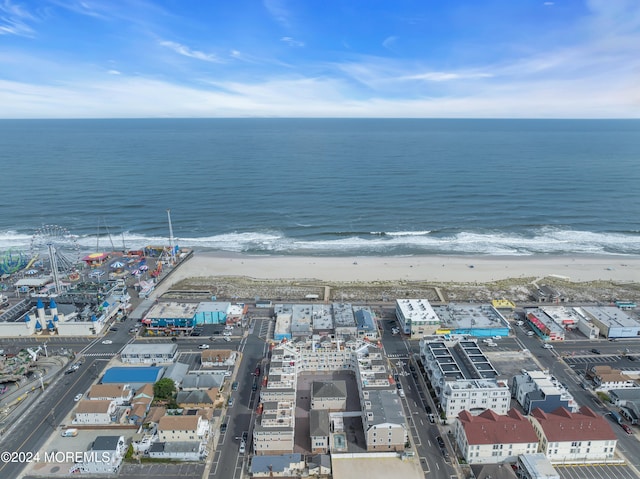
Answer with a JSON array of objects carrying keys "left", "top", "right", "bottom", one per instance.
[
  {"left": 50, "top": 299, "right": 57, "bottom": 308},
  {"left": 102, "top": 367, "right": 163, "bottom": 384},
  {"left": 25, "top": 313, "right": 31, "bottom": 322},
  {"left": 37, "top": 298, "right": 44, "bottom": 308}
]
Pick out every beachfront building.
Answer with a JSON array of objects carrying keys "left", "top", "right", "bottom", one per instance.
[
  {"left": 511, "top": 371, "right": 578, "bottom": 414},
  {"left": 354, "top": 307, "right": 378, "bottom": 339},
  {"left": 531, "top": 285, "right": 565, "bottom": 303},
  {"left": 538, "top": 306, "right": 581, "bottom": 330},
  {"left": 194, "top": 302, "right": 230, "bottom": 324},
  {"left": 311, "top": 304, "right": 333, "bottom": 335},
  {"left": 529, "top": 406, "right": 618, "bottom": 463},
  {"left": 524, "top": 308, "right": 566, "bottom": 341},
  {"left": 454, "top": 409, "right": 539, "bottom": 464},
  {"left": 420, "top": 337, "right": 510, "bottom": 419},
  {"left": 273, "top": 304, "right": 293, "bottom": 341},
  {"left": 291, "top": 304, "right": 313, "bottom": 338},
  {"left": 333, "top": 302, "right": 357, "bottom": 338},
  {"left": 395, "top": 299, "right": 440, "bottom": 337},
  {"left": 142, "top": 301, "right": 198, "bottom": 335},
  {"left": 432, "top": 303, "right": 511, "bottom": 338},
  {"left": 579, "top": 306, "right": 640, "bottom": 339},
  {"left": 120, "top": 343, "right": 178, "bottom": 364}
]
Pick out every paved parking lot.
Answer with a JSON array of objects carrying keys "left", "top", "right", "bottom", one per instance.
[
  {"left": 120, "top": 462, "right": 205, "bottom": 478},
  {"left": 556, "top": 463, "right": 640, "bottom": 479}
]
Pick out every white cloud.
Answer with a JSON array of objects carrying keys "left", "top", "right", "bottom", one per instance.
[
  {"left": 1, "top": 69, "right": 637, "bottom": 119},
  {"left": 107, "top": 70, "right": 121, "bottom": 75},
  {"left": 401, "top": 72, "right": 493, "bottom": 82},
  {"left": 382, "top": 36, "right": 397, "bottom": 50},
  {"left": 263, "top": 0, "right": 291, "bottom": 27},
  {"left": 159, "top": 40, "right": 223, "bottom": 63},
  {"left": 280, "top": 36, "right": 304, "bottom": 47},
  {"left": 0, "top": 0, "right": 36, "bottom": 37}
]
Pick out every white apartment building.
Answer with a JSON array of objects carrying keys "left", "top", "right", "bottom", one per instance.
[
  {"left": 362, "top": 390, "right": 407, "bottom": 452},
  {"left": 253, "top": 399, "right": 296, "bottom": 455},
  {"left": 120, "top": 343, "right": 178, "bottom": 364},
  {"left": 158, "top": 415, "right": 208, "bottom": 443},
  {"left": 395, "top": 299, "right": 440, "bottom": 337},
  {"left": 529, "top": 406, "right": 617, "bottom": 463},
  {"left": 454, "top": 409, "right": 539, "bottom": 464},
  {"left": 442, "top": 379, "right": 510, "bottom": 419},
  {"left": 74, "top": 400, "right": 117, "bottom": 425},
  {"left": 420, "top": 337, "right": 509, "bottom": 419},
  {"left": 87, "top": 384, "right": 133, "bottom": 405}
]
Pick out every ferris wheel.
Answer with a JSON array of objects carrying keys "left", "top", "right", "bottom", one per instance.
[{"left": 30, "top": 224, "right": 81, "bottom": 274}]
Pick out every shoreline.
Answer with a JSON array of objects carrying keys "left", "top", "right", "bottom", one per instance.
[{"left": 166, "top": 251, "right": 640, "bottom": 285}]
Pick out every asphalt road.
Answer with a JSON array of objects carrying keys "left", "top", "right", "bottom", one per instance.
[{"left": 1, "top": 355, "right": 108, "bottom": 478}]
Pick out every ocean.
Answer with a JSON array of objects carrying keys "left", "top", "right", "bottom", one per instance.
[{"left": 1, "top": 118, "right": 639, "bottom": 258}]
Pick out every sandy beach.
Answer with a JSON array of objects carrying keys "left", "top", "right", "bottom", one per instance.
[{"left": 166, "top": 252, "right": 640, "bottom": 285}]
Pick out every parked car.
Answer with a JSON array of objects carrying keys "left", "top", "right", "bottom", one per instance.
[
  {"left": 232, "top": 382, "right": 239, "bottom": 391},
  {"left": 228, "top": 397, "right": 234, "bottom": 407},
  {"left": 254, "top": 366, "right": 261, "bottom": 376},
  {"left": 622, "top": 424, "right": 633, "bottom": 435},
  {"left": 239, "top": 441, "right": 246, "bottom": 454},
  {"left": 198, "top": 344, "right": 210, "bottom": 349},
  {"left": 74, "top": 394, "right": 83, "bottom": 402},
  {"left": 220, "top": 423, "right": 228, "bottom": 433},
  {"left": 428, "top": 414, "right": 436, "bottom": 424}
]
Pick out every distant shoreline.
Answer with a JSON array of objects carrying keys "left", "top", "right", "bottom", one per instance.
[{"left": 163, "top": 251, "right": 640, "bottom": 285}]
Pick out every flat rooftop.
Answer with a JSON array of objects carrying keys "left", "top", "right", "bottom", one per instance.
[
  {"left": 145, "top": 301, "right": 198, "bottom": 319},
  {"left": 433, "top": 303, "right": 508, "bottom": 330}
]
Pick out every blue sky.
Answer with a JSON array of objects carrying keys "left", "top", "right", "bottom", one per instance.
[{"left": 1, "top": 0, "right": 638, "bottom": 118}]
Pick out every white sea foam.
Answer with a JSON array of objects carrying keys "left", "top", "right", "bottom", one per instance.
[{"left": 1, "top": 227, "right": 639, "bottom": 256}]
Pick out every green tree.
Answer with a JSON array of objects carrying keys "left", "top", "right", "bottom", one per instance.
[{"left": 153, "top": 378, "right": 176, "bottom": 400}]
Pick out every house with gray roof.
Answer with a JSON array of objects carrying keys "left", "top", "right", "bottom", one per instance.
[
  {"left": 362, "top": 390, "right": 407, "bottom": 452},
  {"left": 309, "top": 409, "right": 330, "bottom": 454},
  {"left": 311, "top": 380, "right": 347, "bottom": 411}
]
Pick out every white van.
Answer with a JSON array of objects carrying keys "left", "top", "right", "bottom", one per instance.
[{"left": 61, "top": 428, "right": 78, "bottom": 437}]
